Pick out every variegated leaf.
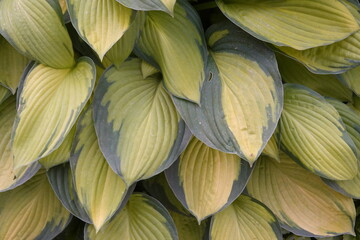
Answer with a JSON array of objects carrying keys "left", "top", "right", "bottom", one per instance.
[{"left": 116, "top": 0, "right": 176, "bottom": 15}]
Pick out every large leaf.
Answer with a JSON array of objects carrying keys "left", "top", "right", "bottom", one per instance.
[
  {"left": 12, "top": 57, "right": 95, "bottom": 168},
  {"left": 337, "top": 66, "right": 360, "bottom": 96},
  {"left": 0, "top": 170, "right": 71, "bottom": 239},
  {"left": 276, "top": 30, "right": 360, "bottom": 74},
  {"left": 135, "top": 0, "right": 207, "bottom": 103},
  {"left": 70, "top": 107, "right": 127, "bottom": 231},
  {"left": 173, "top": 22, "right": 283, "bottom": 164},
  {"left": 280, "top": 84, "right": 358, "bottom": 180},
  {"left": 0, "top": 96, "right": 40, "bottom": 192},
  {"left": 67, "top": 0, "right": 134, "bottom": 60},
  {"left": 39, "top": 126, "right": 76, "bottom": 169},
  {"left": 85, "top": 193, "right": 178, "bottom": 240},
  {"left": 103, "top": 12, "right": 145, "bottom": 67},
  {"left": 170, "top": 210, "right": 207, "bottom": 240},
  {"left": 322, "top": 99, "right": 360, "bottom": 198},
  {"left": 0, "top": 36, "right": 29, "bottom": 93},
  {"left": 47, "top": 163, "right": 92, "bottom": 223},
  {"left": 276, "top": 54, "right": 352, "bottom": 102},
  {"left": 93, "top": 58, "right": 191, "bottom": 186},
  {"left": 166, "top": 137, "right": 253, "bottom": 222},
  {"left": 210, "top": 195, "right": 282, "bottom": 240},
  {"left": 116, "top": 0, "right": 176, "bottom": 15},
  {"left": 247, "top": 154, "right": 356, "bottom": 237},
  {"left": 216, "top": 0, "right": 359, "bottom": 50},
  {"left": 0, "top": 0, "right": 75, "bottom": 68}
]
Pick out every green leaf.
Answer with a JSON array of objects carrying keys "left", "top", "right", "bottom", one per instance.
[
  {"left": 0, "top": 36, "right": 29, "bottom": 93},
  {"left": 170, "top": 210, "right": 207, "bottom": 240},
  {"left": 166, "top": 137, "right": 252, "bottom": 222},
  {"left": 70, "top": 107, "right": 128, "bottom": 231},
  {"left": 173, "top": 22, "right": 283, "bottom": 164},
  {"left": 39, "top": 126, "right": 76, "bottom": 169},
  {"left": 85, "top": 193, "right": 178, "bottom": 240},
  {"left": 0, "top": 0, "right": 75, "bottom": 68},
  {"left": 135, "top": 0, "right": 207, "bottom": 103},
  {"left": 12, "top": 57, "right": 95, "bottom": 168},
  {"left": 210, "top": 195, "right": 282, "bottom": 240},
  {"left": 0, "top": 85, "right": 11, "bottom": 106},
  {"left": 276, "top": 53, "right": 352, "bottom": 102},
  {"left": 322, "top": 99, "right": 360, "bottom": 198},
  {"left": 276, "top": 30, "right": 360, "bottom": 74},
  {"left": 262, "top": 134, "right": 280, "bottom": 162},
  {"left": 0, "top": 170, "right": 72, "bottom": 239},
  {"left": 0, "top": 96, "right": 40, "bottom": 192},
  {"left": 337, "top": 66, "right": 360, "bottom": 96},
  {"left": 247, "top": 154, "right": 356, "bottom": 237},
  {"left": 216, "top": 0, "right": 359, "bottom": 50},
  {"left": 280, "top": 84, "right": 358, "bottom": 180},
  {"left": 103, "top": 12, "right": 145, "bottom": 67},
  {"left": 115, "top": 0, "right": 176, "bottom": 15},
  {"left": 94, "top": 58, "right": 191, "bottom": 186},
  {"left": 67, "top": 0, "right": 135, "bottom": 60}
]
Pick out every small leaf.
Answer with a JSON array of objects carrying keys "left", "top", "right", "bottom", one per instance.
[
  {"left": 210, "top": 195, "right": 282, "bottom": 240},
  {"left": 262, "top": 134, "right": 280, "bottom": 162},
  {"left": 116, "top": 0, "right": 176, "bottom": 15},
  {"left": 70, "top": 107, "right": 127, "bottom": 231},
  {"left": 0, "top": 86, "right": 11, "bottom": 105},
  {"left": 67, "top": 0, "right": 134, "bottom": 60},
  {"left": 322, "top": 99, "right": 360, "bottom": 198},
  {"left": 247, "top": 154, "right": 356, "bottom": 237},
  {"left": 276, "top": 53, "right": 352, "bottom": 102},
  {"left": 0, "top": 36, "right": 29, "bottom": 93},
  {"left": 12, "top": 57, "right": 95, "bottom": 168},
  {"left": 85, "top": 193, "right": 178, "bottom": 240},
  {"left": 280, "top": 84, "right": 358, "bottom": 180},
  {"left": 174, "top": 22, "right": 283, "bottom": 164},
  {"left": 337, "top": 66, "right": 360, "bottom": 96},
  {"left": 216, "top": 0, "right": 359, "bottom": 50},
  {"left": 94, "top": 58, "right": 191, "bottom": 186},
  {"left": 0, "top": 96, "right": 40, "bottom": 192},
  {"left": 0, "top": 170, "right": 72, "bottom": 239},
  {"left": 166, "top": 137, "right": 252, "bottom": 222},
  {"left": 170, "top": 210, "right": 207, "bottom": 240},
  {"left": 135, "top": 0, "right": 207, "bottom": 103},
  {"left": 0, "top": 0, "right": 75, "bottom": 68}
]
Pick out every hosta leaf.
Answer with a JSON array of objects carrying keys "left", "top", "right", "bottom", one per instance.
[
  {"left": 173, "top": 22, "right": 282, "bottom": 164},
  {"left": 170, "top": 211, "right": 207, "bottom": 240},
  {"left": 0, "top": 86, "right": 11, "bottom": 105},
  {"left": 67, "top": 0, "right": 134, "bottom": 60},
  {"left": 166, "top": 137, "right": 252, "bottom": 222},
  {"left": 141, "top": 60, "right": 160, "bottom": 79},
  {"left": 135, "top": 0, "right": 206, "bottom": 103},
  {"left": 216, "top": 0, "right": 359, "bottom": 50},
  {"left": 210, "top": 195, "right": 282, "bottom": 240},
  {"left": 39, "top": 126, "right": 76, "bottom": 169},
  {"left": 0, "top": 170, "right": 71, "bottom": 239},
  {"left": 247, "top": 154, "right": 356, "bottom": 237},
  {"left": 85, "top": 193, "right": 178, "bottom": 240},
  {"left": 337, "top": 66, "right": 360, "bottom": 96},
  {"left": 322, "top": 99, "right": 360, "bottom": 198},
  {"left": 93, "top": 58, "right": 191, "bottom": 186},
  {"left": 70, "top": 107, "right": 127, "bottom": 231},
  {"left": 0, "top": 0, "right": 75, "bottom": 68},
  {"left": 0, "top": 96, "right": 40, "bottom": 192},
  {"left": 12, "top": 57, "right": 95, "bottom": 168},
  {"left": 276, "top": 54, "right": 352, "bottom": 102},
  {"left": 103, "top": 12, "right": 145, "bottom": 67},
  {"left": 116, "top": 0, "right": 176, "bottom": 15},
  {"left": 262, "top": 134, "right": 280, "bottom": 162},
  {"left": 143, "top": 173, "right": 189, "bottom": 215},
  {"left": 277, "top": 31, "right": 360, "bottom": 74},
  {"left": 0, "top": 36, "right": 29, "bottom": 93},
  {"left": 280, "top": 84, "right": 358, "bottom": 180},
  {"left": 59, "top": 0, "right": 67, "bottom": 13},
  {"left": 47, "top": 163, "right": 91, "bottom": 223}
]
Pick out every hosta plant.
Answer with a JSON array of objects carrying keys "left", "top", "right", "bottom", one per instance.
[{"left": 1, "top": 0, "right": 360, "bottom": 239}]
